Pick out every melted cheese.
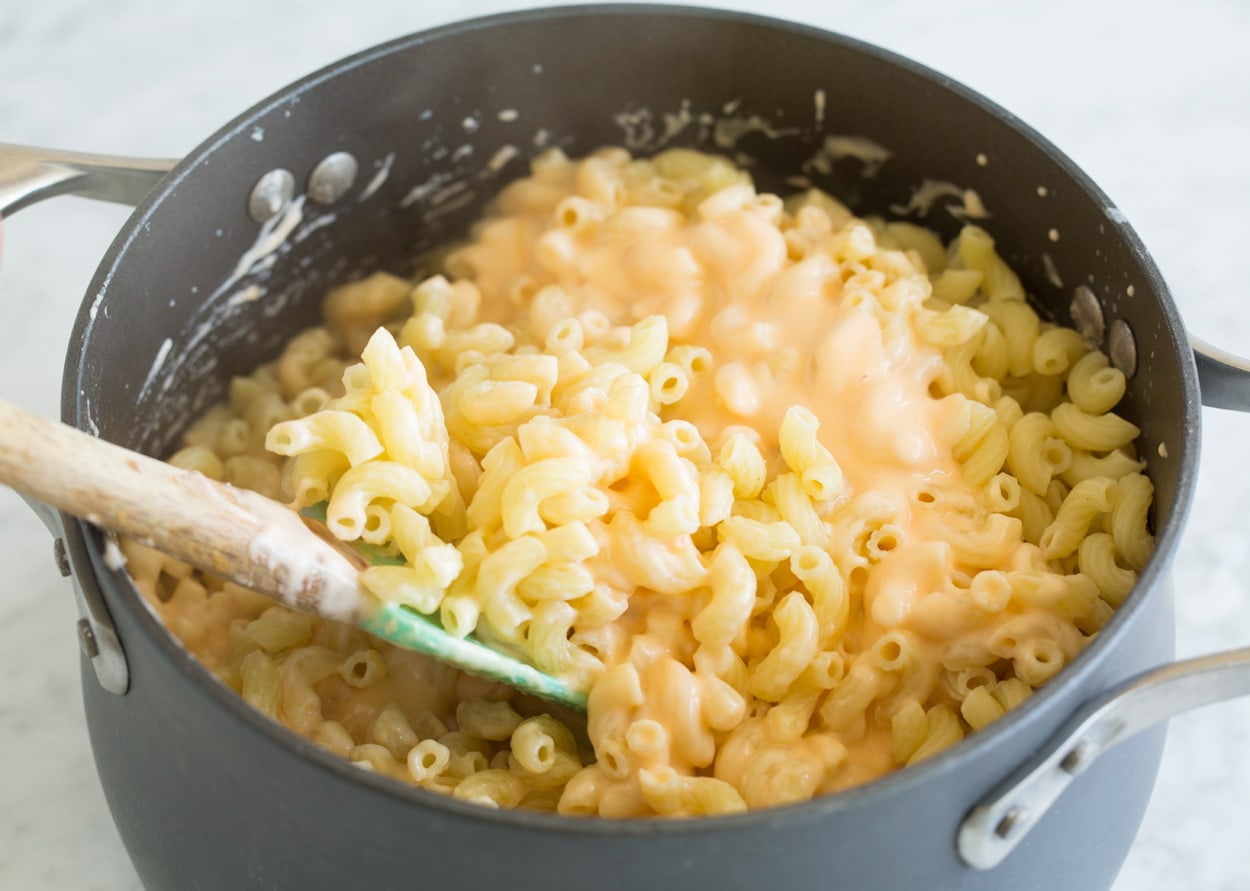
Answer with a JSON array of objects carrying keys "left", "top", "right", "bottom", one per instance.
[{"left": 141, "top": 147, "right": 1149, "bottom": 817}]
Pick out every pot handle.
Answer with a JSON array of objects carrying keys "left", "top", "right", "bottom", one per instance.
[
  {"left": 0, "top": 142, "right": 177, "bottom": 696},
  {"left": 958, "top": 646, "right": 1250, "bottom": 868},
  {"left": 1193, "top": 337, "right": 1250, "bottom": 411},
  {"left": 0, "top": 143, "right": 177, "bottom": 218}
]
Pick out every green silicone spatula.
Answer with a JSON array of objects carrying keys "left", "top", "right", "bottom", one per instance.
[{"left": 0, "top": 397, "right": 587, "bottom": 711}]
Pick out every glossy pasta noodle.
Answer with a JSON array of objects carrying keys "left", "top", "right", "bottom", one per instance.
[{"left": 124, "top": 146, "right": 1154, "bottom": 817}]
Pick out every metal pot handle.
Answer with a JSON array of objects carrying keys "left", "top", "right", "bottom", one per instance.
[
  {"left": 959, "top": 343, "right": 1250, "bottom": 868},
  {"left": 0, "top": 143, "right": 176, "bottom": 218},
  {"left": 1192, "top": 337, "right": 1250, "bottom": 411},
  {"left": 0, "top": 142, "right": 177, "bottom": 695},
  {"left": 958, "top": 647, "right": 1250, "bottom": 868}
]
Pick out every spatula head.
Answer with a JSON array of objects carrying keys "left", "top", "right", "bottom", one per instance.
[
  {"left": 301, "top": 503, "right": 588, "bottom": 712},
  {"left": 357, "top": 603, "right": 588, "bottom": 711}
]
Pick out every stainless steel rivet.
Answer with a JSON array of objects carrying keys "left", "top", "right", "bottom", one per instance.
[
  {"left": 994, "top": 807, "right": 1026, "bottom": 839},
  {"left": 307, "top": 151, "right": 359, "bottom": 205},
  {"left": 1059, "top": 742, "right": 1092, "bottom": 775},
  {"left": 247, "top": 168, "right": 295, "bottom": 223},
  {"left": 1108, "top": 319, "right": 1138, "bottom": 379},
  {"left": 1070, "top": 285, "right": 1105, "bottom": 345},
  {"left": 77, "top": 618, "right": 99, "bottom": 659},
  {"left": 53, "top": 538, "right": 71, "bottom": 577}
]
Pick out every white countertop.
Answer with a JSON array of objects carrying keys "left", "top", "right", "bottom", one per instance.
[{"left": 2, "top": 1, "right": 1248, "bottom": 888}]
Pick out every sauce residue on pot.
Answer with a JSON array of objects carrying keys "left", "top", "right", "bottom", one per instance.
[{"left": 357, "top": 152, "right": 396, "bottom": 203}]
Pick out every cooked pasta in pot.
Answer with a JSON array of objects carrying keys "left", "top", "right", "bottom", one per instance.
[{"left": 125, "top": 146, "right": 1153, "bottom": 817}]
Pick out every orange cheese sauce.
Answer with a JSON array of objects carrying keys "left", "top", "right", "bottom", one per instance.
[{"left": 136, "top": 146, "right": 1145, "bottom": 817}]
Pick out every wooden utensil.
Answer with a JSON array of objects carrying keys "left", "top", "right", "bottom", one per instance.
[{"left": 0, "top": 398, "right": 587, "bottom": 710}]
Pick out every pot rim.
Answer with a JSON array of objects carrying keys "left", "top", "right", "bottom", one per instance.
[{"left": 64, "top": 2, "right": 1200, "bottom": 837}]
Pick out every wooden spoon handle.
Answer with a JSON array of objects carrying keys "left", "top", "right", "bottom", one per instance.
[{"left": 0, "top": 398, "right": 364, "bottom": 621}]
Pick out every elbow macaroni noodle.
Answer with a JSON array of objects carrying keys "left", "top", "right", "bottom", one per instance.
[{"left": 128, "top": 146, "right": 1154, "bottom": 817}]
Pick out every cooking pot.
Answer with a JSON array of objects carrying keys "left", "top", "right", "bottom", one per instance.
[{"left": 2, "top": 6, "right": 1249, "bottom": 890}]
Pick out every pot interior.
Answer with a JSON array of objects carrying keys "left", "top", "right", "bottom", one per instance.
[{"left": 70, "top": 0, "right": 1194, "bottom": 796}]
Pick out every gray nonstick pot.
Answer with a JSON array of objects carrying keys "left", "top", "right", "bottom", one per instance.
[{"left": 3, "top": 6, "right": 1250, "bottom": 890}]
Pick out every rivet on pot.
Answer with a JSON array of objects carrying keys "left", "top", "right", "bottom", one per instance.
[
  {"left": 1070, "top": 285, "right": 1105, "bottom": 344},
  {"left": 1108, "top": 319, "right": 1138, "bottom": 378},
  {"left": 77, "top": 618, "right": 99, "bottom": 659},
  {"left": 1059, "top": 741, "right": 1094, "bottom": 775},
  {"left": 994, "top": 807, "right": 1027, "bottom": 839},
  {"left": 247, "top": 169, "right": 295, "bottom": 223},
  {"left": 308, "top": 152, "right": 359, "bottom": 205},
  {"left": 53, "top": 538, "right": 71, "bottom": 577}
]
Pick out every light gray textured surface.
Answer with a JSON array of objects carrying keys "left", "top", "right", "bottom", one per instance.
[{"left": 1, "top": 1, "right": 1248, "bottom": 888}]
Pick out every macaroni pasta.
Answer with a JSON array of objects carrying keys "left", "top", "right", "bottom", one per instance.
[{"left": 128, "top": 146, "right": 1154, "bottom": 817}]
